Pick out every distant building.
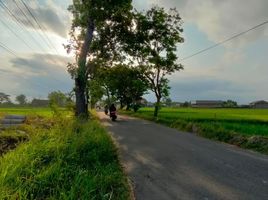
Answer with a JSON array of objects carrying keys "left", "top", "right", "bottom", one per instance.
[
  {"left": 31, "top": 99, "right": 49, "bottom": 107},
  {"left": 192, "top": 100, "right": 224, "bottom": 108},
  {"left": 146, "top": 102, "right": 154, "bottom": 107},
  {"left": 138, "top": 98, "right": 148, "bottom": 105},
  {"left": 171, "top": 102, "right": 183, "bottom": 107},
  {"left": 250, "top": 100, "right": 268, "bottom": 109},
  {"left": 239, "top": 104, "right": 250, "bottom": 108}
]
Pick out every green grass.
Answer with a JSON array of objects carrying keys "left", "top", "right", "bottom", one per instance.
[
  {"left": 0, "top": 109, "right": 131, "bottom": 199},
  {"left": 122, "top": 107, "right": 268, "bottom": 154},
  {"left": 138, "top": 107, "right": 268, "bottom": 121},
  {"left": 0, "top": 107, "right": 70, "bottom": 118}
]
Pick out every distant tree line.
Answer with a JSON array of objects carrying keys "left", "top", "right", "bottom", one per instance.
[
  {"left": 221, "top": 100, "right": 238, "bottom": 108},
  {"left": 160, "top": 99, "right": 238, "bottom": 108},
  {"left": 0, "top": 91, "right": 74, "bottom": 108}
]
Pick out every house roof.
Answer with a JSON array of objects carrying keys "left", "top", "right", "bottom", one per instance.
[
  {"left": 250, "top": 100, "right": 268, "bottom": 105},
  {"left": 194, "top": 100, "right": 223, "bottom": 104}
]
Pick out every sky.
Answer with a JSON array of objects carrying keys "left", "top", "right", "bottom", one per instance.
[{"left": 0, "top": 0, "right": 267, "bottom": 104}]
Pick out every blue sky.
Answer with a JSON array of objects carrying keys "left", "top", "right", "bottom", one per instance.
[{"left": 0, "top": 0, "right": 267, "bottom": 104}]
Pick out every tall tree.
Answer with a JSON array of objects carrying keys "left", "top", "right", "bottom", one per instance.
[
  {"left": 48, "top": 91, "right": 67, "bottom": 107},
  {"left": 88, "top": 79, "right": 105, "bottom": 109},
  {"left": 66, "top": 0, "right": 132, "bottom": 118},
  {"left": 100, "top": 65, "right": 148, "bottom": 109},
  {"left": 16, "top": 94, "right": 27, "bottom": 105},
  {"left": 0, "top": 92, "right": 10, "bottom": 104},
  {"left": 114, "top": 65, "right": 148, "bottom": 110},
  {"left": 128, "top": 7, "right": 184, "bottom": 117}
]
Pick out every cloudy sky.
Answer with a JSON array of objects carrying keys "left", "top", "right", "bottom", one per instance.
[{"left": 0, "top": 0, "right": 267, "bottom": 104}]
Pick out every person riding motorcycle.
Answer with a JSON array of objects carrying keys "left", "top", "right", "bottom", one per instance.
[{"left": 109, "top": 104, "right": 117, "bottom": 121}]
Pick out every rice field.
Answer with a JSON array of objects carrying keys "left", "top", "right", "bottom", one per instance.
[
  {"left": 131, "top": 107, "right": 268, "bottom": 136},
  {"left": 123, "top": 107, "right": 268, "bottom": 154}
]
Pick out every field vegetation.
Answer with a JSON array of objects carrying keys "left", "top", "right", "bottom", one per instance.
[
  {"left": 122, "top": 107, "right": 268, "bottom": 154},
  {"left": 0, "top": 107, "right": 56, "bottom": 117},
  {"left": 0, "top": 108, "right": 131, "bottom": 199}
]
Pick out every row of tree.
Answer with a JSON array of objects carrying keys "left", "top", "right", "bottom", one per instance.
[
  {"left": 0, "top": 91, "right": 73, "bottom": 107},
  {"left": 66, "top": 0, "right": 184, "bottom": 118},
  {"left": 88, "top": 65, "right": 148, "bottom": 111},
  {"left": 0, "top": 92, "right": 28, "bottom": 105}
]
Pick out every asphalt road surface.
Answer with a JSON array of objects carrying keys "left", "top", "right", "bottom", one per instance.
[{"left": 98, "top": 112, "right": 268, "bottom": 200}]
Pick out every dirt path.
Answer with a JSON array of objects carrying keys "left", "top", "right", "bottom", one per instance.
[{"left": 98, "top": 112, "right": 268, "bottom": 200}]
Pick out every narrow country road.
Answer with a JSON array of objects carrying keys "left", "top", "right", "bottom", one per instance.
[{"left": 98, "top": 112, "right": 268, "bottom": 200}]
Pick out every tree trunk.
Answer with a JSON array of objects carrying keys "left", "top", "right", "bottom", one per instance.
[
  {"left": 75, "top": 18, "right": 95, "bottom": 118},
  {"left": 75, "top": 77, "right": 87, "bottom": 117},
  {"left": 154, "top": 97, "right": 161, "bottom": 117}
]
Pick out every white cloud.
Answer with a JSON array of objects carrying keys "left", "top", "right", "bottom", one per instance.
[
  {"left": 10, "top": 53, "right": 73, "bottom": 77},
  {"left": 0, "top": 53, "right": 73, "bottom": 98},
  {"left": 133, "top": 0, "right": 268, "bottom": 103},
  {"left": 140, "top": 0, "right": 268, "bottom": 47},
  {"left": 6, "top": 0, "right": 72, "bottom": 38}
]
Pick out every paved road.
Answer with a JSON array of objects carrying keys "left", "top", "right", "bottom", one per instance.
[{"left": 98, "top": 113, "right": 268, "bottom": 200}]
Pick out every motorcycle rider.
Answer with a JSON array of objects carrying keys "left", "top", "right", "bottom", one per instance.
[
  {"left": 109, "top": 103, "right": 116, "bottom": 113},
  {"left": 109, "top": 104, "right": 117, "bottom": 120}
]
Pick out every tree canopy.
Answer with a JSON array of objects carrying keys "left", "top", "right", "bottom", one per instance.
[
  {"left": 66, "top": 0, "right": 132, "bottom": 118},
  {"left": 16, "top": 94, "right": 27, "bottom": 105},
  {"left": 126, "top": 7, "right": 184, "bottom": 117},
  {"left": 48, "top": 91, "right": 67, "bottom": 107},
  {"left": 94, "top": 65, "right": 148, "bottom": 110},
  {"left": 0, "top": 92, "right": 11, "bottom": 104},
  {"left": 66, "top": 1, "right": 184, "bottom": 118}
]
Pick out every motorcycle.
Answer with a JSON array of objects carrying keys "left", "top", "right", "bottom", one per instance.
[{"left": 110, "top": 111, "right": 117, "bottom": 121}]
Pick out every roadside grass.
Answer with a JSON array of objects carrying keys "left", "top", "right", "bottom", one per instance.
[
  {"left": 121, "top": 108, "right": 268, "bottom": 154},
  {"left": 0, "top": 109, "right": 131, "bottom": 199}
]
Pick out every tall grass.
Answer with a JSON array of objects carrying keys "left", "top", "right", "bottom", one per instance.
[{"left": 0, "top": 117, "right": 130, "bottom": 199}]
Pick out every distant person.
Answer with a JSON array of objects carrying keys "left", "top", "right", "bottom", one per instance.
[
  {"left": 109, "top": 104, "right": 116, "bottom": 113},
  {"left": 104, "top": 105, "right": 109, "bottom": 115},
  {"left": 109, "top": 103, "right": 117, "bottom": 121}
]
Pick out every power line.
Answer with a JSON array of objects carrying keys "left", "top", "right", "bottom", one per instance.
[
  {"left": 14, "top": 0, "right": 66, "bottom": 71},
  {"left": 20, "top": 0, "right": 60, "bottom": 55},
  {"left": 10, "top": 0, "right": 56, "bottom": 53},
  {"left": 0, "top": 1, "right": 70, "bottom": 93},
  {"left": 0, "top": 0, "right": 66, "bottom": 73},
  {"left": 180, "top": 20, "right": 268, "bottom": 62},
  {"left": 0, "top": 0, "right": 48, "bottom": 52},
  {"left": 0, "top": 41, "right": 17, "bottom": 56},
  {"left": 12, "top": 0, "right": 57, "bottom": 54},
  {"left": 12, "top": 0, "right": 38, "bottom": 31},
  {"left": 0, "top": 13, "right": 35, "bottom": 51}
]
